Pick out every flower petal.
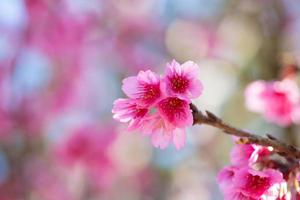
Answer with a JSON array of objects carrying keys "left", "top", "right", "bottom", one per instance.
[{"left": 172, "top": 128, "right": 186, "bottom": 150}]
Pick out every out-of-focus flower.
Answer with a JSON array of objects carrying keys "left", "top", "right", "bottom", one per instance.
[
  {"left": 218, "top": 166, "right": 284, "bottom": 200},
  {"left": 164, "top": 60, "right": 203, "bottom": 100},
  {"left": 245, "top": 79, "right": 300, "bottom": 126},
  {"left": 24, "top": 159, "right": 72, "bottom": 200},
  {"left": 112, "top": 60, "right": 202, "bottom": 149},
  {"left": 56, "top": 123, "right": 116, "bottom": 189},
  {"left": 230, "top": 143, "right": 273, "bottom": 166}
]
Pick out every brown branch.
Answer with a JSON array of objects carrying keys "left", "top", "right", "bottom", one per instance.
[{"left": 190, "top": 104, "right": 300, "bottom": 160}]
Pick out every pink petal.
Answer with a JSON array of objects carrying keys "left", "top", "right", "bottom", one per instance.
[
  {"left": 188, "top": 79, "right": 203, "bottom": 99},
  {"left": 217, "top": 166, "right": 237, "bottom": 192},
  {"left": 181, "top": 61, "right": 200, "bottom": 77},
  {"left": 122, "top": 76, "right": 139, "bottom": 99},
  {"left": 166, "top": 60, "right": 181, "bottom": 76},
  {"left": 122, "top": 70, "right": 161, "bottom": 106},
  {"left": 244, "top": 80, "right": 266, "bottom": 112},
  {"left": 172, "top": 128, "right": 186, "bottom": 150},
  {"left": 112, "top": 98, "right": 148, "bottom": 130},
  {"left": 151, "top": 130, "right": 172, "bottom": 149},
  {"left": 138, "top": 70, "right": 160, "bottom": 84}
]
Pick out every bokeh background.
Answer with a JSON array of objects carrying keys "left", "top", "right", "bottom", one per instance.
[{"left": 1, "top": 0, "right": 300, "bottom": 199}]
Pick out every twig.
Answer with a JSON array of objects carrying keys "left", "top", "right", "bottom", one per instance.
[{"left": 190, "top": 104, "right": 300, "bottom": 159}]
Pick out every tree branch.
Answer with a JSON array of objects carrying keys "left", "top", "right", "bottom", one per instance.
[{"left": 190, "top": 104, "right": 300, "bottom": 159}]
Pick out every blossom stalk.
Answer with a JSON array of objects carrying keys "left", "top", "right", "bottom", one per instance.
[{"left": 190, "top": 103, "right": 300, "bottom": 160}]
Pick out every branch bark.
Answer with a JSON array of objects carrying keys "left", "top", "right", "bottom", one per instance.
[{"left": 190, "top": 104, "right": 300, "bottom": 160}]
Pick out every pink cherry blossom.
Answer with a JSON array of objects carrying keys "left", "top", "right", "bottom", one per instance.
[
  {"left": 218, "top": 166, "right": 284, "bottom": 200},
  {"left": 122, "top": 70, "right": 162, "bottom": 106},
  {"left": 112, "top": 60, "right": 202, "bottom": 149},
  {"left": 234, "top": 167, "right": 283, "bottom": 199},
  {"left": 230, "top": 143, "right": 273, "bottom": 166},
  {"left": 112, "top": 98, "right": 149, "bottom": 131},
  {"left": 156, "top": 97, "right": 193, "bottom": 128},
  {"left": 245, "top": 79, "right": 300, "bottom": 126},
  {"left": 164, "top": 60, "right": 203, "bottom": 99}
]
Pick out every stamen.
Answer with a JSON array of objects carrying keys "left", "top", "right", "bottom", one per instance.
[{"left": 169, "top": 75, "right": 189, "bottom": 93}]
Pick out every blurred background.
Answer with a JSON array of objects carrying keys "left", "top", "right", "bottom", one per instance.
[{"left": 1, "top": 0, "right": 300, "bottom": 199}]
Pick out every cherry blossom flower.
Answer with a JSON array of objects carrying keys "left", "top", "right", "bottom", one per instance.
[
  {"left": 234, "top": 167, "right": 283, "bottom": 199},
  {"left": 164, "top": 60, "right": 203, "bottom": 100},
  {"left": 218, "top": 166, "right": 284, "bottom": 200},
  {"left": 112, "top": 60, "right": 202, "bottom": 149},
  {"left": 56, "top": 124, "right": 117, "bottom": 189},
  {"left": 245, "top": 79, "right": 300, "bottom": 126},
  {"left": 156, "top": 96, "right": 193, "bottom": 128},
  {"left": 122, "top": 70, "right": 162, "bottom": 106}
]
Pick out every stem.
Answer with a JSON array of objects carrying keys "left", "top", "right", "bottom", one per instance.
[{"left": 190, "top": 104, "right": 300, "bottom": 160}]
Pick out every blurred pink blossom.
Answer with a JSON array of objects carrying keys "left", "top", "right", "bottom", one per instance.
[
  {"left": 245, "top": 79, "right": 300, "bottom": 126},
  {"left": 56, "top": 123, "right": 116, "bottom": 189}
]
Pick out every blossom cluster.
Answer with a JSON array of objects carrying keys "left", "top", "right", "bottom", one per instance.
[
  {"left": 217, "top": 141, "right": 292, "bottom": 200},
  {"left": 245, "top": 79, "right": 300, "bottom": 127},
  {"left": 112, "top": 60, "right": 203, "bottom": 149}
]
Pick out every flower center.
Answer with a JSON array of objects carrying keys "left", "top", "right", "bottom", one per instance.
[
  {"left": 159, "top": 97, "right": 184, "bottom": 113},
  {"left": 169, "top": 75, "right": 189, "bottom": 93},
  {"left": 157, "top": 97, "right": 188, "bottom": 125},
  {"left": 141, "top": 84, "right": 161, "bottom": 104},
  {"left": 134, "top": 107, "right": 148, "bottom": 118},
  {"left": 245, "top": 174, "right": 270, "bottom": 194}
]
